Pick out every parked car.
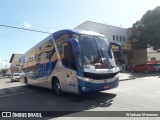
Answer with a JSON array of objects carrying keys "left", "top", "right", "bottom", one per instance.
[
  {"left": 10, "top": 73, "right": 20, "bottom": 82},
  {"left": 147, "top": 60, "right": 160, "bottom": 64},
  {"left": 131, "top": 64, "right": 156, "bottom": 73},
  {"left": 148, "top": 63, "right": 160, "bottom": 72}
]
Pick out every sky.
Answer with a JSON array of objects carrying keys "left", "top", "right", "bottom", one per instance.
[{"left": 0, "top": 0, "right": 160, "bottom": 68}]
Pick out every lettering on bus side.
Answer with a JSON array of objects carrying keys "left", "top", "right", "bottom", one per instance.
[{"left": 22, "top": 39, "right": 58, "bottom": 79}]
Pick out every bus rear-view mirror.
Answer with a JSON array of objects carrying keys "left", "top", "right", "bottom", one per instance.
[
  {"left": 110, "top": 42, "right": 123, "bottom": 57},
  {"left": 66, "top": 38, "right": 80, "bottom": 54}
]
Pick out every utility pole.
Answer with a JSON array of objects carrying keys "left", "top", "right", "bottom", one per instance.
[{"left": 3, "top": 60, "right": 8, "bottom": 69}]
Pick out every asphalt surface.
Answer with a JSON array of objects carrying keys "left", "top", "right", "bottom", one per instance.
[{"left": 0, "top": 73, "right": 160, "bottom": 120}]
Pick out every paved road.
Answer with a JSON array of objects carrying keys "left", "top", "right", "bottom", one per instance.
[{"left": 0, "top": 73, "right": 160, "bottom": 120}]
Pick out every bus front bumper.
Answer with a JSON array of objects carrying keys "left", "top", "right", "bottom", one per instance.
[{"left": 78, "top": 77, "right": 119, "bottom": 94}]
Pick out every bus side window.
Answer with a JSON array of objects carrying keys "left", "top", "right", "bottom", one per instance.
[{"left": 62, "top": 42, "right": 77, "bottom": 70}]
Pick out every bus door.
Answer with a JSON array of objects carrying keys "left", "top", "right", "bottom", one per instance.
[{"left": 60, "top": 42, "right": 78, "bottom": 94}]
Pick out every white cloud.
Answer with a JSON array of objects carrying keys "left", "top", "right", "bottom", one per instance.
[{"left": 23, "top": 21, "right": 31, "bottom": 29}]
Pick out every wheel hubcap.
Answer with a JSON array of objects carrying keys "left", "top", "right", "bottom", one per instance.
[{"left": 55, "top": 83, "right": 60, "bottom": 93}]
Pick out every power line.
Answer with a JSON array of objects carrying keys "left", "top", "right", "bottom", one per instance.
[
  {"left": 0, "top": 24, "right": 52, "bottom": 34},
  {"left": 0, "top": 19, "right": 60, "bottom": 30}
]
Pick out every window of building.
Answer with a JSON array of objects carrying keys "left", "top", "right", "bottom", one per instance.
[
  {"left": 113, "top": 35, "right": 115, "bottom": 40},
  {"left": 120, "top": 36, "right": 122, "bottom": 41},
  {"left": 116, "top": 35, "right": 118, "bottom": 41},
  {"left": 123, "top": 36, "right": 126, "bottom": 41}
]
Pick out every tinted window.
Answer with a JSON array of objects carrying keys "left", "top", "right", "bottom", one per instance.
[
  {"left": 62, "top": 42, "right": 76, "bottom": 70},
  {"left": 14, "top": 74, "right": 20, "bottom": 76},
  {"left": 154, "top": 64, "right": 160, "bottom": 66},
  {"left": 79, "top": 35, "right": 99, "bottom": 59}
]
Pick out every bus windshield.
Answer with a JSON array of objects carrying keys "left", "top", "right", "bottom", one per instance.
[{"left": 78, "top": 35, "right": 116, "bottom": 70}]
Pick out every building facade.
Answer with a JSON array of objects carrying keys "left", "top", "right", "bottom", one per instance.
[
  {"left": 147, "top": 48, "right": 160, "bottom": 61},
  {"left": 9, "top": 54, "right": 23, "bottom": 73},
  {"left": 75, "top": 21, "right": 147, "bottom": 67}
]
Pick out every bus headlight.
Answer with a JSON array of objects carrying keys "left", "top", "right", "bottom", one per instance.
[
  {"left": 82, "top": 87, "right": 87, "bottom": 91},
  {"left": 116, "top": 73, "right": 119, "bottom": 79},
  {"left": 77, "top": 76, "right": 93, "bottom": 82}
]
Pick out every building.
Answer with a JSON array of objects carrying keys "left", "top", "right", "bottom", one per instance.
[
  {"left": 9, "top": 54, "right": 23, "bottom": 73},
  {"left": 75, "top": 21, "right": 147, "bottom": 66},
  {"left": 147, "top": 48, "right": 160, "bottom": 61}
]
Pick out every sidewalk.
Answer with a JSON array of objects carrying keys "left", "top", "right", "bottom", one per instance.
[
  {"left": 119, "top": 72, "right": 136, "bottom": 81},
  {"left": 0, "top": 76, "right": 8, "bottom": 79}
]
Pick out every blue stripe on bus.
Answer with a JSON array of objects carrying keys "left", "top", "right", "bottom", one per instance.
[
  {"left": 78, "top": 78, "right": 119, "bottom": 94},
  {"left": 29, "top": 60, "right": 57, "bottom": 80}
]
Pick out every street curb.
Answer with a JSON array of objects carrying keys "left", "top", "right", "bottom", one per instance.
[{"left": 119, "top": 77, "right": 136, "bottom": 81}]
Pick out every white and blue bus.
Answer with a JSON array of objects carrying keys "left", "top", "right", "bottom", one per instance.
[{"left": 19, "top": 29, "right": 123, "bottom": 95}]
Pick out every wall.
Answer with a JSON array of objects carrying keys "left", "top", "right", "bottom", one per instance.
[
  {"left": 131, "top": 49, "right": 147, "bottom": 65},
  {"left": 75, "top": 21, "right": 147, "bottom": 66},
  {"left": 76, "top": 21, "right": 128, "bottom": 44},
  {"left": 10, "top": 54, "right": 22, "bottom": 73},
  {"left": 11, "top": 55, "right": 21, "bottom": 67},
  {"left": 148, "top": 52, "right": 160, "bottom": 61}
]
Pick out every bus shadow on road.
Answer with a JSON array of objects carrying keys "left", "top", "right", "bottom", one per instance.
[
  {"left": 66, "top": 91, "right": 116, "bottom": 106},
  {"left": 0, "top": 85, "right": 117, "bottom": 118},
  {"left": 34, "top": 86, "right": 117, "bottom": 110},
  {"left": 46, "top": 89, "right": 117, "bottom": 118},
  {"left": 47, "top": 92, "right": 117, "bottom": 118}
]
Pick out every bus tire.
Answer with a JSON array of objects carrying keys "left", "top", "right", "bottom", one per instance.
[
  {"left": 52, "top": 78, "right": 62, "bottom": 96},
  {"left": 24, "top": 77, "right": 30, "bottom": 87}
]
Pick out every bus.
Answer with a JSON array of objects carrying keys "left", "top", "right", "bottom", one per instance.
[{"left": 19, "top": 29, "right": 123, "bottom": 95}]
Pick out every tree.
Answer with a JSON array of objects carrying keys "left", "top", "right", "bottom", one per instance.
[
  {"left": 129, "top": 6, "right": 160, "bottom": 50},
  {"left": 1, "top": 69, "right": 7, "bottom": 76}
]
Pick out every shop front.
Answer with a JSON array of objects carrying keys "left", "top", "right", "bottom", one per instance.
[{"left": 112, "top": 43, "right": 133, "bottom": 71}]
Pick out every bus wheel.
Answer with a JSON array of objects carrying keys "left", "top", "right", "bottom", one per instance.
[
  {"left": 24, "top": 77, "right": 30, "bottom": 87},
  {"left": 53, "top": 79, "right": 62, "bottom": 95}
]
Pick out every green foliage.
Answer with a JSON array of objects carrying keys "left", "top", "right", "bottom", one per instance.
[
  {"left": 1, "top": 69, "right": 7, "bottom": 75},
  {"left": 129, "top": 6, "right": 160, "bottom": 50}
]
